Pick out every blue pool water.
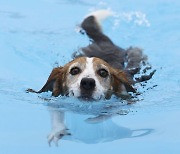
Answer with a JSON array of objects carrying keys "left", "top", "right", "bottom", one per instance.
[{"left": 0, "top": 0, "right": 180, "bottom": 153}]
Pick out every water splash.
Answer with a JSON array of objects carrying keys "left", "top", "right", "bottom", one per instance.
[
  {"left": 42, "top": 94, "right": 132, "bottom": 116},
  {"left": 113, "top": 11, "right": 151, "bottom": 28}
]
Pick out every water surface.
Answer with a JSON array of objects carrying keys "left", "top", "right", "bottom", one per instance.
[{"left": 0, "top": 0, "right": 180, "bottom": 153}]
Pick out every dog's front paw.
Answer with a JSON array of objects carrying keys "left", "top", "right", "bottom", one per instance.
[{"left": 47, "top": 129, "right": 71, "bottom": 146}]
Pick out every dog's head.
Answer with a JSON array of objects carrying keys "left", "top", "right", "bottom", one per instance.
[{"left": 37, "top": 57, "right": 135, "bottom": 100}]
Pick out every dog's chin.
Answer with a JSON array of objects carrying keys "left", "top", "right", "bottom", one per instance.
[
  {"left": 78, "top": 93, "right": 104, "bottom": 101},
  {"left": 78, "top": 95, "right": 96, "bottom": 101}
]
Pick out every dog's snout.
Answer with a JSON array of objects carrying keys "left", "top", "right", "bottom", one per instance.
[{"left": 80, "top": 78, "right": 96, "bottom": 90}]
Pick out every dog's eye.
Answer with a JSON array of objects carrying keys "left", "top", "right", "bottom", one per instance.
[
  {"left": 97, "top": 69, "right": 109, "bottom": 78},
  {"left": 70, "top": 67, "right": 81, "bottom": 75}
]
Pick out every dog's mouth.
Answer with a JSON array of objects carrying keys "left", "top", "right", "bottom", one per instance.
[
  {"left": 79, "top": 90, "right": 95, "bottom": 101},
  {"left": 69, "top": 90, "right": 102, "bottom": 101},
  {"left": 79, "top": 89, "right": 98, "bottom": 101},
  {"left": 79, "top": 92, "right": 104, "bottom": 101}
]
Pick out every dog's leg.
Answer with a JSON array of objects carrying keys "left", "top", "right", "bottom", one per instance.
[
  {"left": 47, "top": 108, "right": 70, "bottom": 146},
  {"left": 85, "top": 114, "right": 112, "bottom": 123}
]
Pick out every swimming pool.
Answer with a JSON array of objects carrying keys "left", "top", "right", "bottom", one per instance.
[{"left": 0, "top": 0, "right": 180, "bottom": 153}]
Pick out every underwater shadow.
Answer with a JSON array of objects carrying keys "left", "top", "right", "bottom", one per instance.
[{"left": 47, "top": 103, "right": 154, "bottom": 146}]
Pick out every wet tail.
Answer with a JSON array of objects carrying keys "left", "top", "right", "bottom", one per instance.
[{"left": 81, "top": 10, "right": 113, "bottom": 44}]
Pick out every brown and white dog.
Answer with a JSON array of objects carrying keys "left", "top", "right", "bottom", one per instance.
[{"left": 27, "top": 10, "right": 155, "bottom": 101}]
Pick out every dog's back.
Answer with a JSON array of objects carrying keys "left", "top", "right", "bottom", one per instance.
[{"left": 73, "top": 10, "right": 155, "bottom": 83}]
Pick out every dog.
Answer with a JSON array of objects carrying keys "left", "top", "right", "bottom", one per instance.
[{"left": 27, "top": 10, "right": 155, "bottom": 101}]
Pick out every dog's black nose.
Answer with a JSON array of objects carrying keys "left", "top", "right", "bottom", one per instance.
[{"left": 80, "top": 78, "right": 96, "bottom": 90}]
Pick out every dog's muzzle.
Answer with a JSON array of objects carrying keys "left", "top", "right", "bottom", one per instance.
[{"left": 80, "top": 78, "right": 96, "bottom": 90}]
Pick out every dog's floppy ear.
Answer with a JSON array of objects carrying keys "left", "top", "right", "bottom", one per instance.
[
  {"left": 27, "top": 67, "right": 66, "bottom": 97},
  {"left": 110, "top": 68, "right": 136, "bottom": 97}
]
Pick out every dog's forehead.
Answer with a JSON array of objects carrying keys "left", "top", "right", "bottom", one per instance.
[
  {"left": 93, "top": 57, "right": 110, "bottom": 68},
  {"left": 65, "top": 57, "right": 87, "bottom": 68}
]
